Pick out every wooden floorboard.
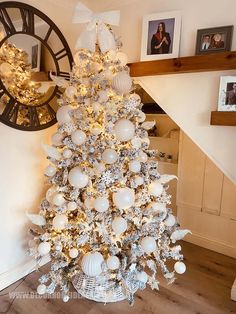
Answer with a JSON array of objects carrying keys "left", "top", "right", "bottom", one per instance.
[{"left": 1, "top": 241, "right": 236, "bottom": 314}]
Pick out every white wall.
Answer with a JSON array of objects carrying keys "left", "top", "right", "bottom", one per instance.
[{"left": 1, "top": 0, "right": 236, "bottom": 288}]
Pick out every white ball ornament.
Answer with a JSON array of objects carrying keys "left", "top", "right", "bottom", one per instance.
[
  {"left": 95, "top": 162, "right": 106, "bottom": 173},
  {"left": 174, "top": 261, "right": 186, "bottom": 274},
  {"left": 114, "top": 119, "right": 135, "bottom": 142},
  {"left": 67, "top": 201, "right": 77, "bottom": 211},
  {"left": 91, "top": 125, "right": 102, "bottom": 135},
  {"left": 44, "top": 165, "right": 56, "bottom": 177},
  {"left": 112, "top": 71, "right": 132, "bottom": 94},
  {"left": 68, "top": 167, "right": 89, "bottom": 188},
  {"left": 129, "top": 160, "right": 141, "bottom": 173},
  {"left": 139, "top": 151, "right": 148, "bottom": 163},
  {"left": 52, "top": 214, "right": 68, "bottom": 230},
  {"left": 141, "top": 237, "right": 157, "bottom": 254},
  {"left": 0, "top": 62, "right": 12, "bottom": 76},
  {"left": 107, "top": 256, "right": 120, "bottom": 270},
  {"left": 148, "top": 181, "right": 164, "bottom": 197},
  {"left": 63, "top": 149, "right": 72, "bottom": 159},
  {"left": 115, "top": 52, "right": 128, "bottom": 66},
  {"left": 46, "top": 186, "right": 58, "bottom": 203},
  {"left": 113, "top": 187, "right": 135, "bottom": 210},
  {"left": 52, "top": 193, "right": 65, "bottom": 206},
  {"left": 63, "top": 295, "right": 70, "bottom": 302},
  {"left": 69, "top": 248, "right": 79, "bottom": 258},
  {"left": 135, "top": 176, "right": 144, "bottom": 186},
  {"left": 94, "top": 196, "right": 109, "bottom": 213},
  {"left": 81, "top": 252, "right": 104, "bottom": 277},
  {"left": 102, "top": 148, "right": 118, "bottom": 164},
  {"left": 136, "top": 271, "right": 148, "bottom": 283},
  {"left": 51, "top": 132, "right": 63, "bottom": 146},
  {"left": 92, "top": 102, "right": 102, "bottom": 113},
  {"left": 107, "top": 50, "right": 116, "bottom": 61},
  {"left": 56, "top": 105, "right": 71, "bottom": 124},
  {"left": 164, "top": 214, "right": 176, "bottom": 227},
  {"left": 37, "top": 284, "right": 47, "bottom": 295},
  {"left": 65, "top": 86, "right": 77, "bottom": 98},
  {"left": 129, "top": 93, "right": 141, "bottom": 104},
  {"left": 84, "top": 197, "right": 95, "bottom": 209},
  {"left": 71, "top": 130, "right": 86, "bottom": 145},
  {"left": 98, "top": 90, "right": 109, "bottom": 103},
  {"left": 38, "top": 242, "right": 51, "bottom": 256},
  {"left": 137, "top": 111, "right": 146, "bottom": 123},
  {"left": 112, "top": 217, "right": 128, "bottom": 235},
  {"left": 131, "top": 137, "right": 142, "bottom": 149}
]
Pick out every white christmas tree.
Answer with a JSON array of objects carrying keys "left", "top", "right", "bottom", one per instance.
[{"left": 28, "top": 2, "right": 190, "bottom": 304}]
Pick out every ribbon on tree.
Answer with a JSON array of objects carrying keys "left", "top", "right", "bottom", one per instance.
[{"left": 72, "top": 2, "right": 120, "bottom": 53}]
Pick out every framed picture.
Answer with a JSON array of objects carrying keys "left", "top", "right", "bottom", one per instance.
[
  {"left": 31, "top": 43, "right": 41, "bottom": 72},
  {"left": 195, "top": 25, "right": 233, "bottom": 55},
  {"left": 141, "top": 11, "right": 181, "bottom": 61},
  {"left": 218, "top": 76, "right": 236, "bottom": 112}
]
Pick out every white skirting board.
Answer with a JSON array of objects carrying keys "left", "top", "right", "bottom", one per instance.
[{"left": 0, "top": 256, "right": 50, "bottom": 291}]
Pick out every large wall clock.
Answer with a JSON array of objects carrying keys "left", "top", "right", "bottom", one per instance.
[{"left": 0, "top": 1, "right": 73, "bottom": 131}]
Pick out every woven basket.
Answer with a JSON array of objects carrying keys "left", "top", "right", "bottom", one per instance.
[{"left": 73, "top": 271, "right": 139, "bottom": 303}]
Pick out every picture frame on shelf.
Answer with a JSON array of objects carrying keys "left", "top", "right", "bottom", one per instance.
[
  {"left": 218, "top": 76, "right": 236, "bottom": 112},
  {"left": 195, "top": 25, "right": 233, "bottom": 55},
  {"left": 140, "top": 11, "right": 181, "bottom": 61}
]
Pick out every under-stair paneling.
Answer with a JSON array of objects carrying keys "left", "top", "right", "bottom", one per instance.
[
  {"left": 202, "top": 158, "right": 224, "bottom": 215},
  {"left": 221, "top": 176, "right": 236, "bottom": 221},
  {"left": 177, "top": 132, "right": 205, "bottom": 212},
  {"left": 177, "top": 131, "right": 236, "bottom": 258}
]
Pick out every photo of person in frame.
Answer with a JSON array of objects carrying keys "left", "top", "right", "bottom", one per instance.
[
  {"left": 201, "top": 34, "right": 211, "bottom": 50},
  {"left": 31, "top": 44, "right": 38, "bottom": 69},
  {"left": 226, "top": 82, "right": 236, "bottom": 105},
  {"left": 147, "top": 18, "right": 175, "bottom": 55},
  {"left": 209, "top": 33, "right": 225, "bottom": 49}
]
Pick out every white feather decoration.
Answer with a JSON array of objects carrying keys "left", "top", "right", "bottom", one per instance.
[
  {"left": 26, "top": 213, "right": 46, "bottom": 226},
  {"left": 42, "top": 143, "right": 62, "bottom": 161},
  {"left": 141, "top": 121, "right": 156, "bottom": 130},
  {"left": 50, "top": 72, "right": 69, "bottom": 88},
  {"left": 157, "top": 175, "right": 177, "bottom": 184},
  {"left": 171, "top": 229, "right": 192, "bottom": 243}
]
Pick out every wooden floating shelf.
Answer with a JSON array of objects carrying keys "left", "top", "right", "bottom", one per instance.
[
  {"left": 210, "top": 111, "right": 236, "bottom": 126},
  {"left": 128, "top": 51, "right": 236, "bottom": 77}
]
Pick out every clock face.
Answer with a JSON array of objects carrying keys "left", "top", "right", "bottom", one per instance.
[{"left": 0, "top": 1, "right": 73, "bottom": 131}]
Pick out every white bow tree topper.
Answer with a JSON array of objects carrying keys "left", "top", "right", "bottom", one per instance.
[{"left": 73, "top": 2, "right": 120, "bottom": 52}]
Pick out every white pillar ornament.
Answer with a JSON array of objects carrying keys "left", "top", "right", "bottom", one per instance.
[
  {"left": 112, "top": 71, "right": 132, "bottom": 94},
  {"left": 81, "top": 252, "right": 104, "bottom": 277}
]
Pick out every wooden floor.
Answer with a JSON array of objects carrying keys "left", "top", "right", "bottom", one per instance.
[{"left": 1, "top": 241, "right": 236, "bottom": 314}]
